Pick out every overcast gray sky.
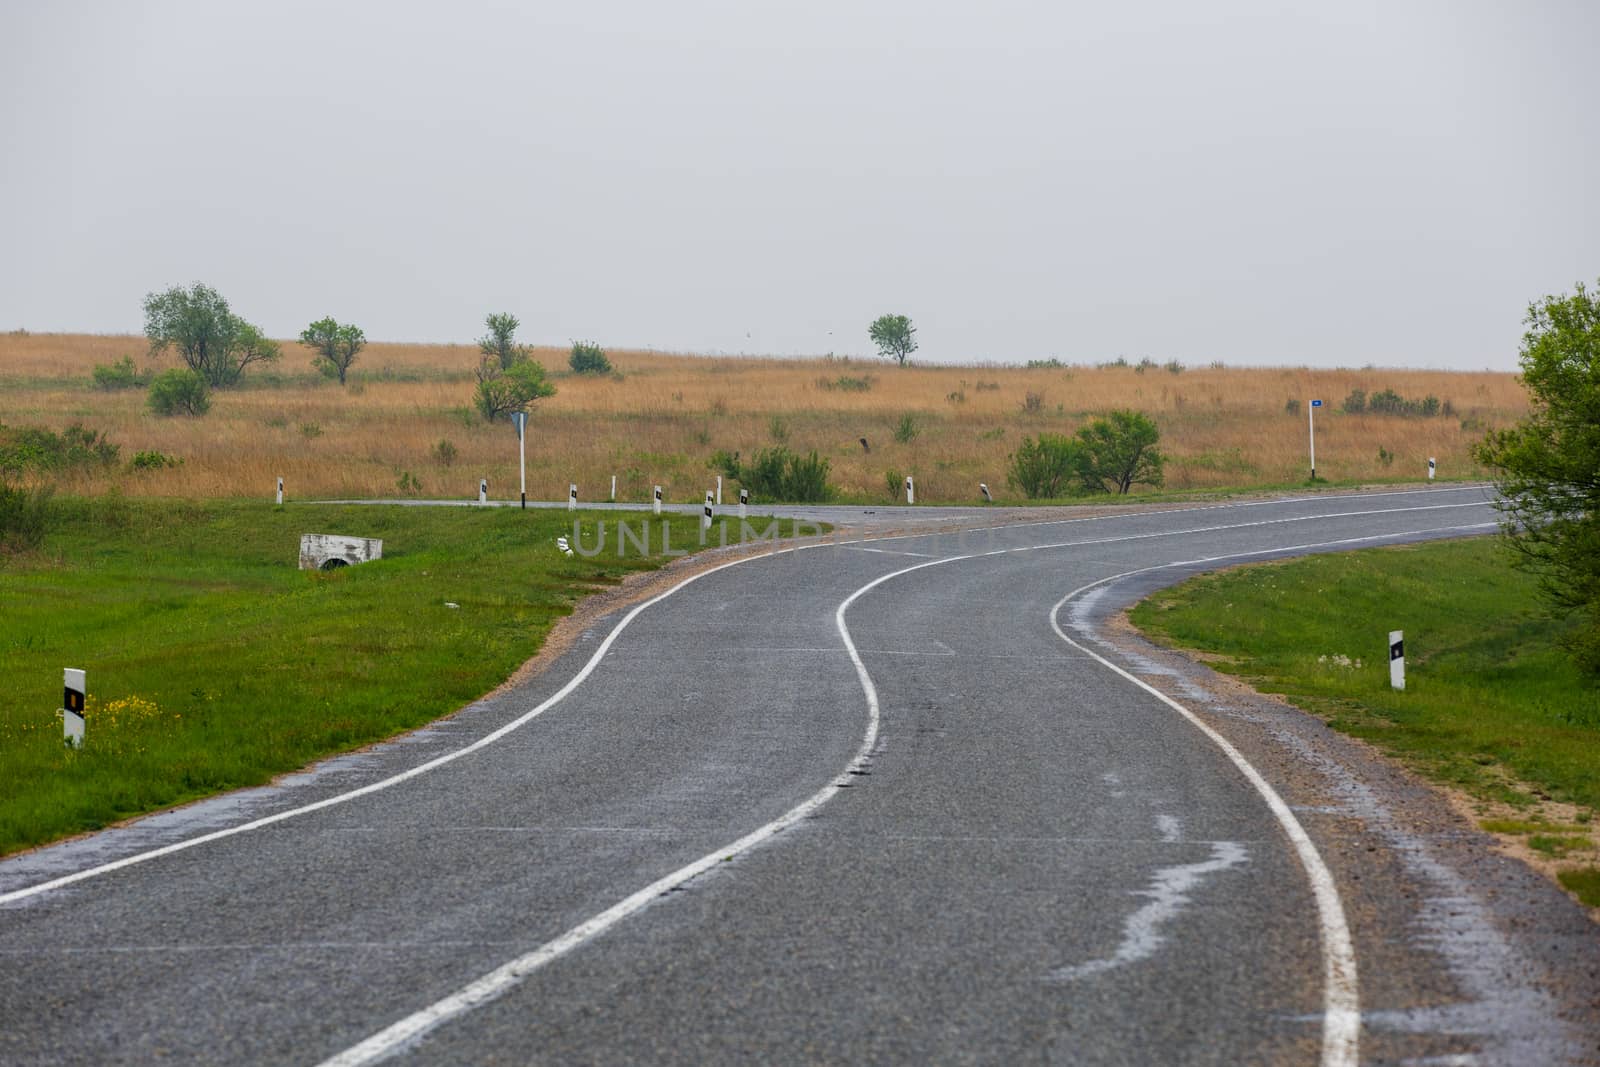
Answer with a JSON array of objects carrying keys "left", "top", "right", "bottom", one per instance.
[{"left": 2, "top": 1, "right": 1595, "bottom": 368}]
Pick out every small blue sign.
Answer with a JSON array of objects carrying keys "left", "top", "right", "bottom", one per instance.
[
  {"left": 510, "top": 411, "right": 528, "bottom": 439},
  {"left": 1310, "top": 399, "right": 1323, "bottom": 407}
]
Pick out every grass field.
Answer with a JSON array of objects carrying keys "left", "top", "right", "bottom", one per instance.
[
  {"left": 0, "top": 499, "right": 790, "bottom": 856},
  {"left": 1130, "top": 536, "right": 1600, "bottom": 907},
  {"left": 1, "top": 331, "right": 1527, "bottom": 504}
]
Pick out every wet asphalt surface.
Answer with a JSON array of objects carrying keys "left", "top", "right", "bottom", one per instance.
[{"left": 3, "top": 485, "right": 1597, "bottom": 1065}]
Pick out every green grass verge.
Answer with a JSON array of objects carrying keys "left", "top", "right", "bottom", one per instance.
[
  {"left": 0, "top": 500, "right": 803, "bottom": 856},
  {"left": 1130, "top": 537, "right": 1600, "bottom": 812}
]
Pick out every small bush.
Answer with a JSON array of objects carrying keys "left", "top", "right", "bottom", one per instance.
[
  {"left": 1377, "top": 447, "right": 1393, "bottom": 467},
  {"left": 768, "top": 416, "right": 789, "bottom": 443},
  {"left": 147, "top": 368, "right": 211, "bottom": 417},
  {"left": 1027, "top": 358, "right": 1065, "bottom": 369},
  {"left": 299, "top": 422, "right": 323, "bottom": 439},
  {"left": 1343, "top": 389, "right": 1366, "bottom": 414},
  {"left": 714, "top": 446, "right": 833, "bottom": 503},
  {"left": 893, "top": 414, "right": 920, "bottom": 444},
  {"left": 569, "top": 341, "right": 612, "bottom": 376},
  {"left": 1285, "top": 398, "right": 1301, "bottom": 416},
  {"left": 129, "top": 450, "right": 181, "bottom": 471},
  {"left": 397, "top": 470, "right": 421, "bottom": 494},
  {"left": 974, "top": 380, "right": 1000, "bottom": 392},
  {"left": 816, "top": 375, "right": 873, "bottom": 392},
  {"left": 0, "top": 422, "right": 120, "bottom": 474},
  {"left": 0, "top": 477, "right": 54, "bottom": 554},
  {"left": 885, "top": 469, "right": 903, "bottom": 501},
  {"left": 91, "top": 356, "right": 146, "bottom": 390},
  {"left": 1021, "top": 390, "right": 1045, "bottom": 415},
  {"left": 1164, "top": 359, "right": 1184, "bottom": 374},
  {"left": 1007, "top": 433, "right": 1088, "bottom": 499},
  {"left": 431, "top": 439, "right": 458, "bottom": 467}
]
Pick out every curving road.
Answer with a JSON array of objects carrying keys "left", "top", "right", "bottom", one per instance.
[{"left": 3, "top": 485, "right": 1597, "bottom": 1065}]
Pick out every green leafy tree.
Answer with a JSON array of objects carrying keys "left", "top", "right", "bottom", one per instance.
[
  {"left": 568, "top": 341, "right": 612, "bottom": 375},
  {"left": 142, "top": 283, "right": 280, "bottom": 387},
  {"left": 1077, "top": 410, "right": 1165, "bottom": 495},
  {"left": 475, "top": 357, "right": 555, "bottom": 422},
  {"left": 147, "top": 368, "right": 211, "bottom": 416},
  {"left": 480, "top": 312, "right": 529, "bottom": 370},
  {"left": 300, "top": 317, "right": 366, "bottom": 384},
  {"left": 1008, "top": 433, "right": 1090, "bottom": 499},
  {"left": 869, "top": 314, "right": 917, "bottom": 366},
  {"left": 1475, "top": 279, "right": 1600, "bottom": 673}
]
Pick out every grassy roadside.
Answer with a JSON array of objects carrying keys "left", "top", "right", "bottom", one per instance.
[
  {"left": 0, "top": 500, "right": 803, "bottom": 856},
  {"left": 1129, "top": 536, "right": 1600, "bottom": 907}
]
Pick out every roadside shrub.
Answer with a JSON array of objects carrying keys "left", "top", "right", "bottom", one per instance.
[
  {"left": 885, "top": 469, "right": 903, "bottom": 501},
  {"left": 1343, "top": 389, "right": 1366, "bottom": 414},
  {"left": 568, "top": 341, "right": 612, "bottom": 376},
  {"left": 893, "top": 414, "right": 920, "bottom": 444},
  {"left": 816, "top": 374, "right": 873, "bottom": 392},
  {"left": 0, "top": 422, "right": 120, "bottom": 474},
  {"left": 430, "top": 439, "right": 458, "bottom": 466},
  {"left": 1021, "top": 390, "right": 1045, "bottom": 415},
  {"left": 1007, "top": 433, "right": 1088, "bottom": 499},
  {"left": 91, "top": 356, "right": 146, "bottom": 390},
  {"left": 1367, "top": 388, "right": 1442, "bottom": 417},
  {"left": 0, "top": 477, "right": 54, "bottom": 554},
  {"left": 1164, "top": 359, "right": 1184, "bottom": 374},
  {"left": 129, "top": 450, "right": 181, "bottom": 471},
  {"left": 714, "top": 446, "right": 833, "bottom": 502},
  {"left": 1285, "top": 398, "right": 1301, "bottom": 416},
  {"left": 147, "top": 368, "right": 211, "bottom": 416},
  {"left": 1027, "top": 358, "right": 1065, "bottom": 369}
]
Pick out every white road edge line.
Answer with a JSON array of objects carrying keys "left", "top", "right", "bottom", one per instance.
[
  {"left": 314, "top": 555, "right": 961, "bottom": 1066},
  {"left": 1044, "top": 520, "right": 1494, "bottom": 1067},
  {"left": 0, "top": 551, "right": 759, "bottom": 908},
  {"left": 0, "top": 495, "right": 1495, "bottom": 909}
]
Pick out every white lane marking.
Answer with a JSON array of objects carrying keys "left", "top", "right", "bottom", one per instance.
[
  {"left": 0, "top": 551, "right": 762, "bottom": 908},
  {"left": 1036, "top": 531, "right": 1503, "bottom": 1067},
  {"left": 0, "top": 498, "right": 1496, "bottom": 906},
  {"left": 314, "top": 555, "right": 961, "bottom": 1067},
  {"left": 321, "top": 514, "right": 1494, "bottom": 1063},
  {"left": 1046, "top": 841, "right": 1248, "bottom": 981},
  {"left": 846, "top": 546, "right": 939, "bottom": 557}
]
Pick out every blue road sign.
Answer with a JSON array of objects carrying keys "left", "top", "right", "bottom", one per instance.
[
  {"left": 1310, "top": 399, "right": 1323, "bottom": 407},
  {"left": 511, "top": 411, "right": 528, "bottom": 439}
]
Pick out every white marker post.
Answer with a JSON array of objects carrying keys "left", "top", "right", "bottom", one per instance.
[
  {"left": 1308, "top": 399, "right": 1322, "bottom": 480},
  {"left": 716, "top": 476, "right": 722, "bottom": 506},
  {"left": 738, "top": 488, "right": 748, "bottom": 519},
  {"left": 276, "top": 477, "right": 284, "bottom": 506},
  {"left": 702, "top": 490, "right": 714, "bottom": 531},
  {"left": 63, "top": 668, "right": 85, "bottom": 748},
  {"left": 904, "top": 475, "right": 915, "bottom": 505},
  {"left": 979, "top": 482, "right": 992, "bottom": 503},
  {"left": 653, "top": 485, "right": 662, "bottom": 515},
  {"left": 511, "top": 411, "right": 528, "bottom": 510},
  {"left": 568, "top": 484, "right": 578, "bottom": 512},
  {"left": 610, "top": 475, "right": 617, "bottom": 502},
  {"left": 1389, "top": 631, "right": 1405, "bottom": 691},
  {"left": 1428, "top": 457, "right": 1436, "bottom": 481},
  {"left": 479, "top": 478, "right": 488, "bottom": 505}
]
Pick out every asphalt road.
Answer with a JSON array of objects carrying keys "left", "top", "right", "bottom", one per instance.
[{"left": 4, "top": 485, "right": 1597, "bottom": 1065}]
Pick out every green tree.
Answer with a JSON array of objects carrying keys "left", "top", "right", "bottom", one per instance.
[
  {"left": 569, "top": 340, "right": 612, "bottom": 375},
  {"left": 1007, "top": 433, "right": 1089, "bottom": 499},
  {"left": 300, "top": 317, "right": 366, "bottom": 384},
  {"left": 1475, "top": 279, "right": 1600, "bottom": 673},
  {"left": 1077, "top": 410, "right": 1165, "bottom": 495},
  {"left": 480, "top": 312, "right": 529, "bottom": 370},
  {"left": 869, "top": 314, "right": 917, "bottom": 366},
  {"left": 142, "top": 283, "right": 280, "bottom": 387},
  {"left": 475, "top": 357, "right": 555, "bottom": 422},
  {"left": 147, "top": 368, "right": 212, "bottom": 416}
]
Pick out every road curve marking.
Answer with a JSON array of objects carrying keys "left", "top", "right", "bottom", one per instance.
[
  {"left": 1043, "top": 520, "right": 1495, "bottom": 1067},
  {"left": 318, "top": 515, "right": 1493, "bottom": 1064},
  {"left": 314, "top": 555, "right": 961, "bottom": 1066}
]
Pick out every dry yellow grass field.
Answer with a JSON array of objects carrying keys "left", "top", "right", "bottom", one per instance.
[{"left": 1, "top": 332, "right": 1528, "bottom": 504}]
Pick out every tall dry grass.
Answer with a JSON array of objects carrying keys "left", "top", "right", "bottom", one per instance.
[{"left": 0, "top": 332, "right": 1528, "bottom": 504}]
